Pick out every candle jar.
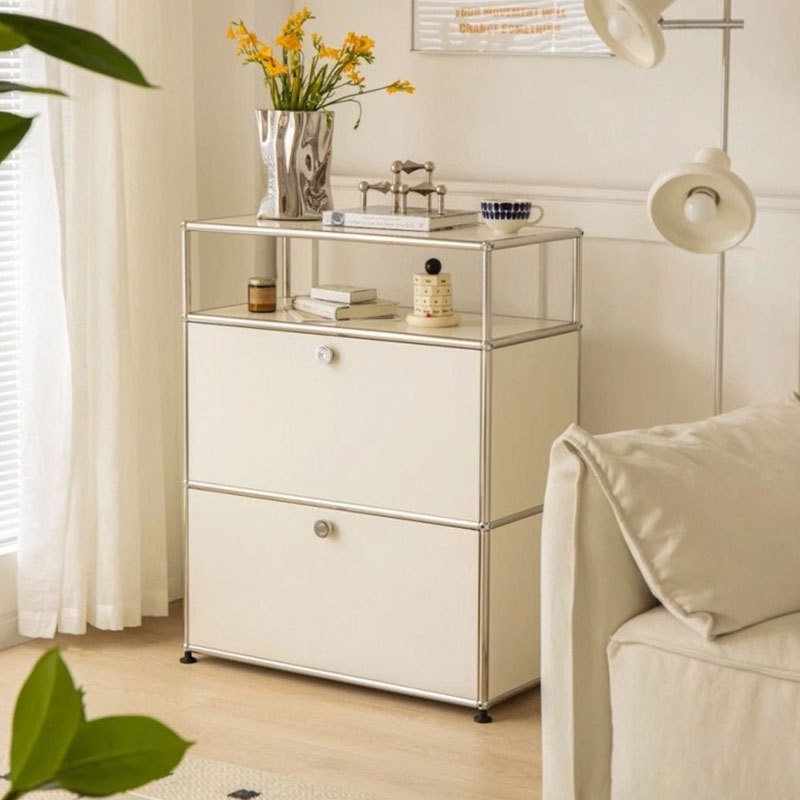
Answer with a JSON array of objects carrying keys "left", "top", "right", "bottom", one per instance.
[{"left": 248, "top": 276, "right": 276, "bottom": 313}]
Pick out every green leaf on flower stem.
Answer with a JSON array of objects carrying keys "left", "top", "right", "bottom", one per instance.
[
  {"left": 0, "top": 81, "right": 66, "bottom": 96},
  {"left": 0, "top": 20, "right": 27, "bottom": 51},
  {"left": 0, "top": 112, "right": 33, "bottom": 163},
  {"left": 55, "top": 716, "right": 193, "bottom": 796},
  {"left": 9, "top": 648, "right": 85, "bottom": 793},
  {"left": 0, "top": 12, "right": 154, "bottom": 87}
]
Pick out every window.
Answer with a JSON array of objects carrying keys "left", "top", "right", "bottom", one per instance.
[{"left": 0, "top": 0, "right": 23, "bottom": 550}]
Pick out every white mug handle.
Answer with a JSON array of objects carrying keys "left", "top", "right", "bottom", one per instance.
[{"left": 530, "top": 204, "right": 544, "bottom": 225}]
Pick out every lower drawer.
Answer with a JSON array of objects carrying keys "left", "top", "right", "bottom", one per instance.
[{"left": 186, "top": 489, "right": 479, "bottom": 700}]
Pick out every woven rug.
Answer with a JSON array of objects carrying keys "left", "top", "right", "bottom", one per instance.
[{"left": 0, "top": 747, "right": 380, "bottom": 800}]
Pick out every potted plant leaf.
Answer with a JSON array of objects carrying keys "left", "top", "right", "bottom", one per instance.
[{"left": 2, "top": 648, "right": 191, "bottom": 800}]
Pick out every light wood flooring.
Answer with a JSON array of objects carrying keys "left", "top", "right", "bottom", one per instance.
[{"left": 0, "top": 602, "right": 542, "bottom": 800}]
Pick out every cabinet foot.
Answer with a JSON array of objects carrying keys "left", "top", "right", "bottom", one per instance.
[
  {"left": 180, "top": 650, "right": 198, "bottom": 664},
  {"left": 473, "top": 708, "right": 493, "bottom": 724}
]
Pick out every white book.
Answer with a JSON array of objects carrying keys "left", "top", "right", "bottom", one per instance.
[
  {"left": 310, "top": 284, "right": 378, "bottom": 304},
  {"left": 292, "top": 295, "right": 398, "bottom": 321},
  {"left": 322, "top": 206, "right": 478, "bottom": 232}
]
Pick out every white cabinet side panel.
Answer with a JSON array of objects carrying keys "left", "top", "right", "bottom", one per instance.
[
  {"left": 188, "top": 324, "right": 481, "bottom": 520},
  {"left": 491, "top": 332, "right": 579, "bottom": 519},
  {"left": 187, "top": 489, "right": 479, "bottom": 699},
  {"left": 488, "top": 515, "right": 541, "bottom": 700}
]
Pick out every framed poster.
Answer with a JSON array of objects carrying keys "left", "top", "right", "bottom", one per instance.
[{"left": 412, "top": 0, "right": 610, "bottom": 56}]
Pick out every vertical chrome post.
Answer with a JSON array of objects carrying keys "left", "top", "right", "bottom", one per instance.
[
  {"left": 279, "top": 236, "right": 292, "bottom": 310},
  {"left": 720, "top": 0, "right": 732, "bottom": 153},
  {"left": 480, "top": 243, "right": 493, "bottom": 345},
  {"left": 537, "top": 243, "right": 549, "bottom": 320},
  {"left": 477, "top": 243, "right": 493, "bottom": 716},
  {"left": 311, "top": 239, "right": 319, "bottom": 289},
  {"left": 573, "top": 234, "right": 583, "bottom": 425},
  {"left": 714, "top": 0, "right": 732, "bottom": 415},
  {"left": 571, "top": 235, "right": 583, "bottom": 326},
  {"left": 714, "top": 251, "right": 726, "bottom": 414},
  {"left": 180, "top": 223, "right": 191, "bottom": 645}
]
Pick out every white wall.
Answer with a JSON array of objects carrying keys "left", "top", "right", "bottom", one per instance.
[
  {"left": 311, "top": 0, "right": 800, "bottom": 196},
  {"left": 272, "top": 0, "right": 800, "bottom": 432}
]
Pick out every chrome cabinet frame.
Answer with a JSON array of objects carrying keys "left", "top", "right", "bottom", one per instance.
[{"left": 180, "top": 216, "right": 583, "bottom": 715}]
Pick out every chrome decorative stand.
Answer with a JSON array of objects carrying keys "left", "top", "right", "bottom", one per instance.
[{"left": 358, "top": 160, "right": 449, "bottom": 215}]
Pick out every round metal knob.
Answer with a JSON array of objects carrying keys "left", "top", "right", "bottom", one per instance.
[
  {"left": 315, "top": 345, "right": 334, "bottom": 365},
  {"left": 313, "top": 520, "right": 333, "bottom": 538}
]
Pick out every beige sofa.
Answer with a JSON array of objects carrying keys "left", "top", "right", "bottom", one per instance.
[{"left": 540, "top": 398, "right": 800, "bottom": 800}]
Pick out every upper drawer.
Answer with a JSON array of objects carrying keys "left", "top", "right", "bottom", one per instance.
[{"left": 188, "top": 323, "right": 481, "bottom": 520}]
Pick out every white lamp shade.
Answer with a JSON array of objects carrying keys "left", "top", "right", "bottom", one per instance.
[
  {"left": 584, "top": 0, "right": 675, "bottom": 68},
  {"left": 648, "top": 147, "right": 756, "bottom": 254}
]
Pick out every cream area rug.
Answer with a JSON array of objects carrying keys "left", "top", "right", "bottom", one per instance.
[{"left": 0, "top": 748, "right": 379, "bottom": 800}]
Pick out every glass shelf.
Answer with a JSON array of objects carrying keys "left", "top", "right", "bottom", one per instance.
[
  {"left": 187, "top": 304, "right": 579, "bottom": 350},
  {"left": 184, "top": 214, "right": 583, "bottom": 252}
]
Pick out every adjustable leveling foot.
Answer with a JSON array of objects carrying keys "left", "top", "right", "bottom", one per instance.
[
  {"left": 473, "top": 708, "right": 493, "bottom": 724},
  {"left": 180, "top": 650, "right": 197, "bottom": 664}
]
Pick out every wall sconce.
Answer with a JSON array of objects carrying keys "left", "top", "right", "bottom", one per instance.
[{"left": 585, "top": 0, "right": 750, "bottom": 414}]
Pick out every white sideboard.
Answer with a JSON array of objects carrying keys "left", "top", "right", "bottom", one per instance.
[{"left": 180, "top": 216, "right": 582, "bottom": 721}]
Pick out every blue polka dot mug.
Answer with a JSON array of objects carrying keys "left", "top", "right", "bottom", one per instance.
[{"left": 479, "top": 198, "right": 544, "bottom": 234}]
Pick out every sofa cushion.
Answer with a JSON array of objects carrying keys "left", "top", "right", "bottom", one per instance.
[
  {"left": 612, "top": 606, "right": 800, "bottom": 682},
  {"left": 562, "top": 396, "right": 800, "bottom": 638},
  {"left": 607, "top": 608, "right": 800, "bottom": 800}
]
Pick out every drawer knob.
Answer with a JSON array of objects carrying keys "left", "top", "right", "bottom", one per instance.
[
  {"left": 315, "top": 345, "right": 334, "bottom": 365},
  {"left": 313, "top": 519, "right": 333, "bottom": 538}
]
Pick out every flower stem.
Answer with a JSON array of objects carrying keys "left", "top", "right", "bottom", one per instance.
[{"left": 319, "top": 84, "right": 393, "bottom": 106}]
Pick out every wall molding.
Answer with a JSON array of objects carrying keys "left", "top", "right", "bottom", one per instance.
[{"left": 332, "top": 175, "right": 800, "bottom": 246}]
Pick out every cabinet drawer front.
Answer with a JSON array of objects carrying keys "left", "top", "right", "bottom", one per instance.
[
  {"left": 187, "top": 489, "right": 479, "bottom": 700},
  {"left": 188, "top": 324, "right": 480, "bottom": 520}
]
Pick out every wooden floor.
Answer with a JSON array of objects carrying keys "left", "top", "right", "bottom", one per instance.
[{"left": 0, "top": 602, "right": 542, "bottom": 800}]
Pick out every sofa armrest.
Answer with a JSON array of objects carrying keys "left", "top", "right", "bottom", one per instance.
[{"left": 541, "top": 434, "right": 657, "bottom": 800}]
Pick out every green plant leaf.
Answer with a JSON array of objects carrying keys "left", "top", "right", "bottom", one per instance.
[
  {"left": 8, "top": 648, "right": 84, "bottom": 793},
  {"left": 0, "top": 80, "right": 66, "bottom": 96},
  {"left": 0, "top": 112, "right": 33, "bottom": 163},
  {"left": 0, "top": 20, "right": 27, "bottom": 50},
  {"left": 0, "top": 12, "right": 153, "bottom": 87},
  {"left": 55, "top": 716, "right": 192, "bottom": 796}
]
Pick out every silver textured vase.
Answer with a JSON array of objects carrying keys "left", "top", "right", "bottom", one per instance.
[{"left": 256, "top": 109, "right": 334, "bottom": 220}]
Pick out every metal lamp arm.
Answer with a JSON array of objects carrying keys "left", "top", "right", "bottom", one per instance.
[{"left": 658, "top": 19, "right": 743, "bottom": 30}]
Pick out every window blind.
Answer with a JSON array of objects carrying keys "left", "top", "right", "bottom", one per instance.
[{"left": 0, "top": 0, "right": 23, "bottom": 549}]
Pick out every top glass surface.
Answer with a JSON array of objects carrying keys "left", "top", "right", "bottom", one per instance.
[{"left": 184, "top": 215, "right": 582, "bottom": 250}]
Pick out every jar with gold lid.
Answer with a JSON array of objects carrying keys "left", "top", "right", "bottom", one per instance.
[{"left": 247, "top": 276, "right": 276, "bottom": 313}]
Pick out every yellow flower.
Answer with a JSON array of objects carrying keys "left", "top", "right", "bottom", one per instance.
[
  {"left": 228, "top": 11, "right": 414, "bottom": 123},
  {"left": 344, "top": 65, "right": 365, "bottom": 86},
  {"left": 281, "top": 7, "right": 313, "bottom": 36},
  {"left": 241, "top": 31, "right": 261, "bottom": 48},
  {"left": 387, "top": 80, "right": 415, "bottom": 94},
  {"left": 344, "top": 31, "right": 375, "bottom": 57},
  {"left": 256, "top": 46, "right": 274, "bottom": 64},
  {"left": 265, "top": 61, "right": 290, "bottom": 78},
  {"left": 275, "top": 32, "right": 302, "bottom": 52}
]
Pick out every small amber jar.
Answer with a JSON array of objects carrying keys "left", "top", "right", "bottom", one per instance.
[{"left": 248, "top": 276, "right": 276, "bottom": 313}]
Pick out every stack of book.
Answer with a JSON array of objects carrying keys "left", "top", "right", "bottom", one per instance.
[{"left": 293, "top": 285, "right": 398, "bottom": 321}]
